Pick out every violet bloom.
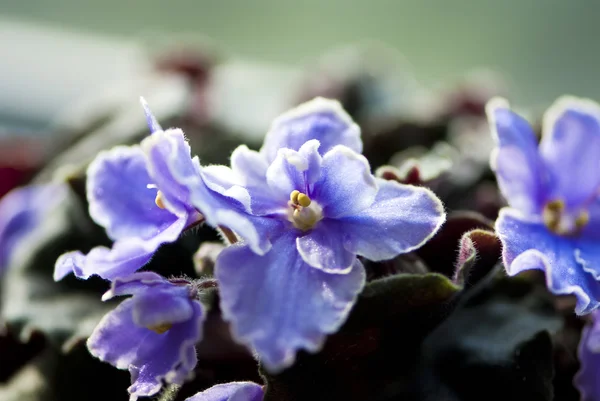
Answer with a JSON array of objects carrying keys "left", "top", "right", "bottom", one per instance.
[
  {"left": 575, "top": 311, "right": 600, "bottom": 401},
  {"left": 185, "top": 382, "right": 263, "bottom": 401},
  {"left": 88, "top": 272, "right": 204, "bottom": 400},
  {"left": 489, "top": 97, "right": 600, "bottom": 314},
  {"left": 0, "top": 184, "right": 67, "bottom": 272},
  {"left": 190, "top": 98, "right": 446, "bottom": 371}
]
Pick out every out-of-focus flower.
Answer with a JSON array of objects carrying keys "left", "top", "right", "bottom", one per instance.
[
  {"left": 187, "top": 98, "right": 446, "bottom": 371},
  {"left": 0, "top": 184, "right": 67, "bottom": 272},
  {"left": 575, "top": 311, "right": 600, "bottom": 401},
  {"left": 489, "top": 96, "right": 600, "bottom": 314},
  {"left": 185, "top": 381, "right": 263, "bottom": 401},
  {"left": 87, "top": 272, "right": 204, "bottom": 400}
]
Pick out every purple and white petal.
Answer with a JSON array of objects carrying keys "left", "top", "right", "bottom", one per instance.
[
  {"left": 296, "top": 222, "right": 355, "bottom": 273},
  {"left": 574, "top": 312, "right": 600, "bottom": 401},
  {"left": 103, "top": 271, "right": 175, "bottom": 300},
  {"left": 87, "top": 298, "right": 153, "bottom": 370},
  {"left": 140, "top": 96, "right": 163, "bottom": 133},
  {"left": 231, "top": 145, "right": 269, "bottom": 188},
  {"left": 141, "top": 129, "right": 199, "bottom": 216},
  {"left": 216, "top": 233, "right": 365, "bottom": 372},
  {"left": 312, "top": 146, "right": 377, "bottom": 219},
  {"left": 487, "top": 98, "right": 548, "bottom": 215},
  {"left": 540, "top": 97, "right": 600, "bottom": 208},
  {"left": 496, "top": 208, "right": 600, "bottom": 315},
  {"left": 0, "top": 184, "right": 67, "bottom": 271},
  {"left": 185, "top": 382, "right": 264, "bottom": 401},
  {"left": 337, "top": 179, "right": 445, "bottom": 261},
  {"left": 261, "top": 97, "right": 362, "bottom": 163},
  {"left": 132, "top": 288, "right": 195, "bottom": 328},
  {"left": 54, "top": 216, "right": 186, "bottom": 281},
  {"left": 128, "top": 302, "right": 203, "bottom": 399},
  {"left": 87, "top": 145, "right": 180, "bottom": 241}
]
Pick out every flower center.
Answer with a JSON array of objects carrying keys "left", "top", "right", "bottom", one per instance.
[
  {"left": 542, "top": 199, "right": 589, "bottom": 236},
  {"left": 147, "top": 322, "right": 172, "bottom": 334},
  {"left": 288, "top": 190, "right": 323, "bottom": 231}
]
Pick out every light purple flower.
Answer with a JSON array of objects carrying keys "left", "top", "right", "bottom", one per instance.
[
  {"left": 188, "top": 98, "right": 446, "bottom": 371},
  {"left": 54, "top": 100, "right": 206, "bottom": 281},
  {"left": 185, "top": 382, "right": 263, "bottom": 401},
  {"left": 87, "top": 272, "right": 204, "bottom": 400},
  {"left": 488, "top": 96, "right": 600, "bottom": 314},
  {"left": 0, "top": 184, "right": 67, "bottom": 272},
  {"left": 575, "top": 311, "right": 600, "bottom": 401}
]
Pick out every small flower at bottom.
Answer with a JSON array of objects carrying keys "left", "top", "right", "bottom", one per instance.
[
  {"left": 87, "top": 272, "right": 204, "bottom": 400},
  {"left": 185, "top": 382, "right": 264, "bottom": 401},
  {"left": 488, "top": 96, "right": 600, "bottom": 314}
]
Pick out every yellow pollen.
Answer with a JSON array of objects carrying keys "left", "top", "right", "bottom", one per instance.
[
  {"left": 290, "top": 190, "right": 300, "bottom": 204},
  {"left": 542, "top": 199, "right": 589, "bottom": 236},
  {"left": 297, "top": 193, "right": 311, "bottom": 207},
  {"left": 155, "top": 191, "right": 166, "bottom": 209},
  {"left": 576, "top": 210, "right": 590, "bottom": 229},
  {"left": 148, "top": 323, "right": 172, "bottom": 334}
]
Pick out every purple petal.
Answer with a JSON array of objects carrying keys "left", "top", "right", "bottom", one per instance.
[
  {"left": 140, "top": 97, "right": 163, "bottom": 133},
  {"left": 575, "top": 313, "right": 600, "bottom": 401},
  {"left": 87, "top": 298, "right": 153, "bottom": 370},
  {"left": 216, "top": 233, "right": 365, "bottom": 372},
  {"left": 54, "top": 216, "right": 186, "bottom": 281},
  {"left": 337, "top": 179, "right": 445, "bottom": 261},
  {"left": 0, "top": 184, "right": 67, "bottom": 271},
  {"left": 140, "top": 129, "right": 198, "bottom": 216},
  {"left": 261, "top": 97, "right": 362, "bottom": 163},
  {"left": 103, "top": 271, "right": 176, "bottom": 299},
  {"left": 487, "top": 98, "right": 548, "bottom": 215},
  {"left": 496, "top": 208, "right": 600, "bottom": 315},
  {"left": 132, "top": 288, "right": 194, "bottom": 328},
  {"left": 87, "top": 145, "right": 181, "bottom": 241},
  {"left": 231, "top": 145, "right": 269, "bottom": 188},
  {"left": 296, "top": 223, "right": 355, "bottom": 273},
  {"left": 128, "top": 302, "right": 203, "bottom": 399},
  {"left": 185, "top": 382, "right": 264, "bottom": 401},
  {"left": 312, "top": 146, "right": 377, "bottom": 219},
  {"left": 540, "top": 97, "right": 600, "bottom": 208}
]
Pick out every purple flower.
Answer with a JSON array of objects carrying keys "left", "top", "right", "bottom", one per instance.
[
  {"left": 0, "top": 184, "right": 67, "bottom": 272},
  {"left": 87, "top": 272, "right": 204, "bottom": 400},
  {"left": 488, "top": 97, "right": 600, "bottom": 314},
  {"left": 190, "top": 98, "right": 446, "bottom": 371},
  {"left": 54, "top": 100, "right": 205, "bottom": 281},
  {"left": 185, "top": 382, "right": 263, "bottom": 401},
  {"left": 575, "top": 311, "right": 600, "bottom": 401}
]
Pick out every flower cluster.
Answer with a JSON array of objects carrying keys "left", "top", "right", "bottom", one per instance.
[
  {"left": 487, "top": 97, "right": 600, "bottom": 314},
  {"left": 51, "top": 96, "right": 445, "bottom": 399}
]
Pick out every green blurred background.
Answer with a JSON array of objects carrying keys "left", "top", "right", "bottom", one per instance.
[{"left": 2, "top": 0, "right": 600, "bottom": 127}]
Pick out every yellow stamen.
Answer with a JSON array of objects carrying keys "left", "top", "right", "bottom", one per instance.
[
  {"left": 542, "top": 199, "right": 564, "bottom": 232},
  {"left": 297, "top": 193, "right": 311, "bottom": 207},
  {"left": 576, "top": 210, "right": 590, "bottom": 230},
  {"left": 148, "top": 323, "right": 172, "bottom": 334},
  {"left": 155, "top": 191, "right": 166, "bottom": 209},
  {"left": 290, "top": 190, "right": 300, "bottom": 204}
]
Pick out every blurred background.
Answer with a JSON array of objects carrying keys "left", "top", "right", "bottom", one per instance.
[{"left": 1, "top": 0, "right": 600, "bottom": 194}]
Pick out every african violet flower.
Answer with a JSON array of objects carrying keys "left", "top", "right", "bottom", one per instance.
[
  {"left": 0, "top": 183, "right": 67, "bottom": 272},
  {"left": 182, "top": 98, "right": 447, "bottom": 371},
  {"left": 488, "top": 96, "right": 600, "bottom": 314},
  {"left": 87, "top": 271, "right": 204, "bottom": 400},
  {"left": 185, "top": 382, "right": 263, "bottom": 401},
  {"left": 54, "top": 99, "right": 263, "bottom": 281}
]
